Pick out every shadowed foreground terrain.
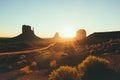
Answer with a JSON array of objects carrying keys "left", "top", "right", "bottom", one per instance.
[
  {"left": 0, "top": 38, "right": 120, "bottom": 80},
  {"left": 0, "top": 28, "right": 120, "bottom": 80}
]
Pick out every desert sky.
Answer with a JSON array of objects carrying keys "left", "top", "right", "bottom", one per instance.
[{"left": 0, "top": 0, "right": 120, "bottom": 38}]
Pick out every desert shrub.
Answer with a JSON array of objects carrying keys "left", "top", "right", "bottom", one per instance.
[
  {"left": 30, "top": 61, "right": 38, "bottom": 70},
  {"left": 34, "top": 53, "right": 52, "bottom": 69},
  {"left": 48, "top": 60, "right": 57, "bottom": 74},
  {"left": 49, "top": 60, "right": 57, "bottom": 68},
  {"left": 31, "top": 61, "right": 37, "bottom": 67},
  {"left": 78, "top": 55, "right": 111, "bottom": 80},
  {"left": 20, "top": 66, "right": 32, "bottom": 74},
  {"left": 59, "top": 54, "right": 87, "bottom": 66},
  {"left": 49, "top": 66, "right": 78, "bottom": 80}
]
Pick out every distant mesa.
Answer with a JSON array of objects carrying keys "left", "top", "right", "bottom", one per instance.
[
  {"left": 15, "top": 25, "right": 41, "bottom": 41},
  {"left": 1, "top": 25, "right": 120, "bottom": 44},
  {"left": 76, "top": 29, "right": 86, "bottom": 40},
  {"left": 53, "top": 32, "right": 60, "bottom": 39},
  {"left": 4, "top": 25, "right": 41, "bottom": 42},
  {"left": 82, "top": 31, "right": 120, "bottom": 44}
]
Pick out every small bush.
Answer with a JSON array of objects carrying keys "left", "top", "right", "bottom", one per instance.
[
  {"left": 30, "top": 61, "right": 38, "bottom": 70},
  {"left": 31, "top": 61, "right": 37, "bottom": 67},
  {"left": 78, "top": 55, "right": 110, "bottom": 80},
  {"left": 49, "top": 66, "right": 78, "bottom": 80},
  {"left": 20, "top": 66, "right": 32, "bottom": 74},
  {"left": 49, "top": 60, "right": 57, "bottom": 68}
]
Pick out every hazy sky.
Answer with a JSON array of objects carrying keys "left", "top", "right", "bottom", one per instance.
[{"left": 0, "top": 0, "right": 120, "bottom": 38}]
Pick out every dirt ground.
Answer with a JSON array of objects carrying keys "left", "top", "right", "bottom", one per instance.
[{"left": 0, "top": 70, "right": 48, "bottom": 80}]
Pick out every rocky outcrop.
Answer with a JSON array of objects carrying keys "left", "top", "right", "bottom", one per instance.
[
  {"left": 76, "top": 29, "right": 86, "bottom": 40},
  {"left": 53, "top": 32, "right": 60, "bottom": 39}
]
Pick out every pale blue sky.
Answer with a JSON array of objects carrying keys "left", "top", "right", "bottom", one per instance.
[{"left": 0, "top": 0, "right": 120, "bottom": 38}]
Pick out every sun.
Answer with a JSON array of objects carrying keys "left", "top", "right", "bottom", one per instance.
[{"left": 60, "top": 27, "right": 75, "bottom": 38}]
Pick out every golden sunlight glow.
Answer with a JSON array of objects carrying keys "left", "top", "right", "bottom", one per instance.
[{"left": 61, "top": 27, "right": 76, "bottom": 38}]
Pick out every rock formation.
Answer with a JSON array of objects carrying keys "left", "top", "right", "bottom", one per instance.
[
  {"left": 6, "top": 25, "right": 41, "bottom": 42},
  {"left": 53, "top": 32, "right": 60, "bottom": 39},
  {"left": 22, "top": 25, "right": 34, "bottom": 35},
  {"left": 81, "top": 31, "right": 120, "bottom": 44},
  {"left": 76, "top": 29, "right": 86, "bottom": 40}
]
